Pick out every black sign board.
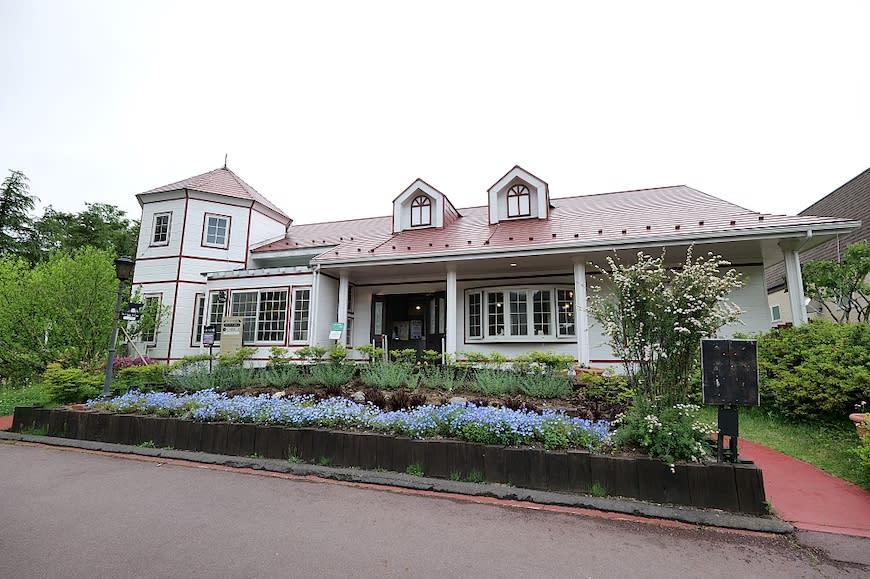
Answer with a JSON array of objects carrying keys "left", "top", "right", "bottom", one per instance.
[{"left": 701, "top": 339, "right": 760, "bottom": 406}]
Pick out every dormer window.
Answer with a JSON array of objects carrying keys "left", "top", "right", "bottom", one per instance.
[
  {"left": 507, "top": 184, "right": 531, "bottom": 217},
  {"left": 410, "top": 195, "right": 432, "bottom": 227}
]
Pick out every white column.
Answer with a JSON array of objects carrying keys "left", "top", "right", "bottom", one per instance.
[
  {"left": 782, "top": 247, "right": 808, "bottom": 326},
  {"left": 446, "top": 266, "right": 458, "bottom": 356},
  {"left": 337, "top": 271, "right": 349, "bottom": 344},
  {"left": 309, "top": 267, "right": 320, "bottom": 346},
  {"left": 573, "top": 258, "right": 590, "bottom": 366}
]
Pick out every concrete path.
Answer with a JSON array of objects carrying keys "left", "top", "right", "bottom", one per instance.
[
  {"left": 738, "top": 438, "right": 870, "bottom": 538},
  {"left": 1, "top": 442, "right": 862, "bottom": 578}
]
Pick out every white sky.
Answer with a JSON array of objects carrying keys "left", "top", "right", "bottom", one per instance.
[{"left": 1, "top": 1, "right": 868, "bottom": 225}]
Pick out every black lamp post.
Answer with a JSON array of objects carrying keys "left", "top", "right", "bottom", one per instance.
[{"left": 102, "top": 256, "right": 135, "bottom": 398}]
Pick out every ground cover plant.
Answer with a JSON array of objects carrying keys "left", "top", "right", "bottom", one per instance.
[
  {"left": 87, "top": 389, "right": 610, "bottom": 450},
  {"left": 0, "top": 383, "right": 53, "bottom": 415}
]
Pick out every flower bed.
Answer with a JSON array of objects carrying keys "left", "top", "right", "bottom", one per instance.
[{"left": 10, "top": 395, "right": 768, "bottom": 515}]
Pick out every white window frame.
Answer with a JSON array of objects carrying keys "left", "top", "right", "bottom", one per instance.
[
  {"left": 202, "top": 213, "right": 230, "bottom": 249},
  {"left": 230, "top": 289, "right": 289, "bottom": 345},
  {"left": 151, "top": 212, "right": 171, "bottom": 246},
  {"left": 192, "top": 293, "right": 206, "bottom": 345},
  {"left": 410, "top": 195, "right": 432, "bottom": 227},
  {"left": 770, "top": 304, "right": 782, "bottom": 323},
  {"left": 465, "top": 285, "right": 576, "bottom": 342},
  {"left": 207, "top": 292, "right": 226, "bottom": 343},
  {"left": 291, "top": 288, "right": 311, "bottom": 343},
  {"left": 140, "top": 294, "right": 162, "bottom": 344}
]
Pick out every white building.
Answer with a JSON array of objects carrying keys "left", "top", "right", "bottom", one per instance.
[{"left": 131, "top": 165, "right": 859, "bottom": 365}]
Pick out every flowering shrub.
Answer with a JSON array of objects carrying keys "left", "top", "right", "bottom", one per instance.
[
  {"left": 88, "top": 390, "right": 609, "bottom": 450},
  {"left": 589, "top": 247, "right": 743, "bottom": 405},
  {"left": 611, "top": 399, "right": 716, "bottom": 463},
  {"left": 112, "top": 356, "right": 152, "bottom": 370}
]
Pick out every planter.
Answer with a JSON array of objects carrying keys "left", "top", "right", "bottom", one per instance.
[
  {"left": 849, "top": 413, "right": 868, "bottom": 442},
  {"left": 9, "top": 406, "right": 769, "bottom": 515}
]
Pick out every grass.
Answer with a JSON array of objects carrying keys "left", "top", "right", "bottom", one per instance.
[
  {"left": 0, "top": 383, "right": 54, "bottom": 415},
  {"left": 699, "top": 406, "right": 869, "bottom": 489}
]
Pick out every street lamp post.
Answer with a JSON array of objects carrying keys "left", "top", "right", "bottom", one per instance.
[{"left": 102, "top": 256, "right": 135, "bottom": 398}]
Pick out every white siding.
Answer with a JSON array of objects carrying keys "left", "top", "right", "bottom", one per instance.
[
  {"left": 249, "top": 209, "right": 288, "bottom": 248},
  {"left": 136, "top": 198, "right": 186, "bottom": 259},
  {"left": 182, "top": 199, "right": 251, "bottom": 263}
]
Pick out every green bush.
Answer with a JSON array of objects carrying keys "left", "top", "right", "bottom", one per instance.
[
  {"left": 116, "top": 364, "right": 167, "bottom": 390},
  {"left": 261, "top": 365, "right": 302, "bottom": 387},
  {"left": 42, "top": 363, "right": 102, "bottom": 403},
  {"left": 519, "top": 373, "right": 572, "bottom": 398},
  {"left": 469, "top": 369, "right": 517, "bottom": 396},
  {"left": 301, "top": 363, "right": 356, "bottom": 387},
  {"left": 758, "top": 321, "right": 870, "bottom": 418},
  {"left": 513, "top": 351, "right": 575, "bottom": 373},
  {"left": 420, "top": 365, "right": 467, "bottom": 392},
  {"left": 612, "top": 400, "right": 715, "bottom": 463},
  {"left": 360, "top": 361, "right": 418, "bottom": 389},
  {"left": 389, "top": 348, "right": 418, "bottom": 364},
  {"left": 217, "top": 347, "right": 256, "bottom": 367}
]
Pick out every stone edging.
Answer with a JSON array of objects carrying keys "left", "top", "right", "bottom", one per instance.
[{"left": 11, "top": 406, "right": 773, "bottom": 518}]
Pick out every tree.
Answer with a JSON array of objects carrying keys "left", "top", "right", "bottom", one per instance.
[
  {"left": 24, "top": 202, "right": 140, "bottom": 262},
  {"left": 802, "top": 241, "right": 870, "bottom": 323},
  {"left": 0, "top": 170, "right": 37, "bottom": 257},
  {"left": 588, "top": 247, "right": 744, "bottom": 405}
]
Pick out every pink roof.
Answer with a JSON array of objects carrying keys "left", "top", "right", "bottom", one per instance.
[
  {"left": 141, "top": 167, "right": 290, "bottom": 222},
  {"left": 253, "top": 185, "right": 856, "bottom": 263}
]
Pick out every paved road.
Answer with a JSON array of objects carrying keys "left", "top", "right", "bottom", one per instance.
[{"left": 0, "top": 442, "right": 863, "bottom": 578}]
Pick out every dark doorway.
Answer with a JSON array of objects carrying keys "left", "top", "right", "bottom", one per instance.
[{"left": 371, "top": 292, "right": 445, "bottom": 359}]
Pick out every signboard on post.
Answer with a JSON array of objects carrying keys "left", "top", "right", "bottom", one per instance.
[
  {"left": 701, "top": 339, "right": 760, "bottom": 406},
  {"left": 329, "top": 322, "right": 344, "bottom": 341},
  {"left": 202, "top": 325, "right": 216, "bottom": 347},
  {"left": 220, "top": 316, "right": 243, "bottom": 354}
]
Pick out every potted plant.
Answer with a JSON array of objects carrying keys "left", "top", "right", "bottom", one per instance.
[{"left": 849, "top": 401, "right": 868, "bottom": 442}]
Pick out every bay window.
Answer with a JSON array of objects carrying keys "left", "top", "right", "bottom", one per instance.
[{"left": 466, "top": 286, "right": 575, "bottom": 341}]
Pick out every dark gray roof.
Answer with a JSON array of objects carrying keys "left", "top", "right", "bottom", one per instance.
[{"left": 766, "top": 167, "right": 870, "bottom": 291}]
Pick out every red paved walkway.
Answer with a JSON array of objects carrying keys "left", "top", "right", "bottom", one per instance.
[
  {"left": 2, "top": 414, "right": 867, "bottom": 536},
  {"left": 738, "top": 438, "right": 870, "bottom": 537}
]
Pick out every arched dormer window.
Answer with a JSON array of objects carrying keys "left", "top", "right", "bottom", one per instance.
[
  {"left": 411, "top": 195, "right": 432, "bottom": 226},
  {"left": 507, "top": 184, "right": 531, "bottom": 217}
]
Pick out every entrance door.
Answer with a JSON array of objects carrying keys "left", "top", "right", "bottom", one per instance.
[{"left": 370, "top": 292, "right": 442, "bottom": 359}]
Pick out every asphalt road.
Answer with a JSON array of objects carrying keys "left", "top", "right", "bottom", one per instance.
[{"left": 0, "top": 442, "right": 862, "bottom": 578}]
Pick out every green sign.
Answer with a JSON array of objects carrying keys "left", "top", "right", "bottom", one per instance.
[{"left": 329, "top": 322, "right": 345, "bottom": 340}]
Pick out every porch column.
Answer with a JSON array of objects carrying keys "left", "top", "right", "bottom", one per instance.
[
  {"left": 782, "top": 245, "right": 808, "bottom": 326},
  {"left": 337, "top": 271, "right": 349, "bottom": 344},
  {"left": 309, "top": 266, "right": 320, "bottom": 346},
  {"left": 446, "top": 266, "right": 458, "bottom": 356},
  {"left": 573, "top": 258, "right": 590, "bottom": 366}
]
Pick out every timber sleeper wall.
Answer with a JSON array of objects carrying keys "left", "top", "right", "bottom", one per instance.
[{"left": 12, "top": 406, "right": 767, "bottom": 514}]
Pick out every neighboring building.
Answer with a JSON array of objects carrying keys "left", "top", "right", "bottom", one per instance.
[
  {"left": 130, "top": 165, "right": 859, "bottom": 365},
  {"left": 766, "top": 168, "right": 869, "bottom": 325}
]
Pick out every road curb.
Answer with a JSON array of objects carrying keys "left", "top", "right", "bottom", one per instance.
[{"left": 0, "top": 431, "right": 793, "bottom": 534}]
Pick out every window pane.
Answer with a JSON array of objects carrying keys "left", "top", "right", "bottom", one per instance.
[
  {"left": 509, "top": 290, "right": 528, "bottom": 336},
  {"left": 153, "top": 214, "right": 170, "bottom": 244},
  {"left": 206, "top": 216, "right": 227, "bottom": 246},
  {"left": 532, "top": 290, "right": 551, "bottom": 336},
  {"left": 487, "top": 291, "right": 504, "bottom": 336},
  {"left": 231, "top": 291, "right": 258, "bottom": 344},
  {"left": 141, "top": 296, "right": 160, "bottom": 342},
  {"left": 557, "top": 289, "right": 575, "bottom": 336},
  {"left": 468, "top": 292, "right": 481, "bottom": 338},
  {"left": 209, "top": 294, "right": 225, "bottom": 341},
  {"left": 292, "top": 289, "right": 311, "bottom": 341},
  {"left": 257, "top": 290, "right": 287, "bottom": 342},
  {"left": 193, "top": 295, "right": 206, "bottom": 344}
]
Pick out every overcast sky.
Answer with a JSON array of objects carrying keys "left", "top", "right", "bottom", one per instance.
[{"left": 1, "top": 1, "right": 868, "bottom": 226}]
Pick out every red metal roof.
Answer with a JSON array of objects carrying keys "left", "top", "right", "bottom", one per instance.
[
  {"left": 141, "top": 167, "right": 290, "bottom": 222},
  {"left": 252, "top": 185, "right": 855, "bottom": 263}
]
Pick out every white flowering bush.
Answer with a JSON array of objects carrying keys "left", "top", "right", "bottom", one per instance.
[
  {"left": 611, "top": 400, "right": 717, "bottom": 463},
  {"left": 589, "top": 247, "right": 743, "bottom": 405}
]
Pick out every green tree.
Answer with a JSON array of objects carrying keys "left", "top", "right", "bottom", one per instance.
[
  {"left": 24, "top": 203, "right": 139, "bottom": 262},
  {"left": 0, "top": 170, "right": 37, "bottom": 257},
  {"left": 0, "top": 247, "right": 117, "bottom": 381},
  {"left": 802, "top": 241, "right": 870, "bottom": 323}
]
